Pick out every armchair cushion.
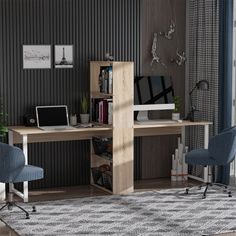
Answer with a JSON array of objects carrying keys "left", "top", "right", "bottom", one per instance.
[
  {"left": 208, "top": 128, "right": 236, "bottom": 165},
  {"left": 0, "top": 143, "right": 25, "bottom": 183},
  {"left": 0, "top": 142, "right": 43, "bottom": 184},
  {"left": 185, "top": 149, "right": 216, "bottom": 166},
  {"left": 13, "top": 165, "right": 43, "bottom": 183},
  {"left": 185, "top": 126, "right": 236, "bottom": 168}
]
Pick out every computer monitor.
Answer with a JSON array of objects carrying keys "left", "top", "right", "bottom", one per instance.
[{"left": 133, "top": 75, "right": 175, "bottom": 121}]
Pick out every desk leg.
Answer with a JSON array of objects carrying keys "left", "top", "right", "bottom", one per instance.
[
  {"left": 22, "top": 135, "right": 29, "bottom": 202},
  {"left": 0, "top": 183, "right": 5, "bottom": 202},
  {"left": 181, "top": 126, "right": 185, "bottom": 147},
  {"left": 8, "top": 132, "right": 28, "bottom": 202},
  {"left": 204, "top": 125, "right": 210, "bottom": 183}
]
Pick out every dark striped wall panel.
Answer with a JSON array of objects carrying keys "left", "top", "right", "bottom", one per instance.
[
  {"left": 141, "top": 0, "right": 186, "bottom": 179},
  {"left": 0, "top": 0, "right": 141, "bottom": 189}
]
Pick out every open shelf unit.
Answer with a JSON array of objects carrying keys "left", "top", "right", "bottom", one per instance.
[{"left": 90, "top": 61, "right": 134, "bottom": 194}]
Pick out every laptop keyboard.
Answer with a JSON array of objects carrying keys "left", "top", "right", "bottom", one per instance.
[{"left": 40, "top": 126, "right": 77, "bottom": 131}]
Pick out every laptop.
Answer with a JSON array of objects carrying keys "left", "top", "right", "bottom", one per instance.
[{"left": 36, "top": 105, "right": 76, "bottom": 131}]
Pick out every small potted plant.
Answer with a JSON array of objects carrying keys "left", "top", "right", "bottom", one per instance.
[
  {"left": 0, "top": 101, "right": 8, "bottom": 143},
  {"left": 80, "top": 93, "right": 90, "bottom": 124},
  {"left": 172, "top": 96, "right": 181, "bottom": 121}
]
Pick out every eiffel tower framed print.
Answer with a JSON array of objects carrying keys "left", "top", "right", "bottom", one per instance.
[{"left": 55, "top": 45, "right": 73, "bottom": 68}]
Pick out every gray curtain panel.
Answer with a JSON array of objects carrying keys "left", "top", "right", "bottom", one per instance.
[
  {"left": 217, "top": 0, "right": 234, "bottom": 185},
  {"left": 186, "top": 0, "right": 219, "bottom": 178}
]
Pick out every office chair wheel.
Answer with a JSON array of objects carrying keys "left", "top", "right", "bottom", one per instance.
[
  {"left": 202, "top": 194, "right": 206, "bottom": 199},
  {"left": 228, "top": 191, "right": 232, "bottom": 197},
  {"left": 185, "top": 189, "right": 189, "bottom": 194},
  {"left": 26, "top": 213, "right": 30, "bottom": 219},
  {"left": 32, "top": 206, "right": 36, "bottom": 212},
  {"left": 7, "top": 203, "right": 13, "bottom": 211},
  {"left": 223, "top": 186, "right": 228, "bottom": 193}
]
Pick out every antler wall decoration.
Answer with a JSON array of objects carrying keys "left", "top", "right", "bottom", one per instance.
[
  {"left": 151, "top": 33, "right": 166, "bottom": 67},
  {"left": 174, "top": 49, "right": 186, "bottom": 66},
  {"left": 150, "top": 0, "right": 186, "bottom": 68},
  {"left": 159, "top": 21, "right": 175, "bottom": 40}
]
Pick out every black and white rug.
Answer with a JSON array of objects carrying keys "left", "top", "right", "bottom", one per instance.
[{"left": 1, "top": 188, "right": 236, "bottom": 236}]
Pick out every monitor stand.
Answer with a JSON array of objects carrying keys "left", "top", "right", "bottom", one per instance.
[
  {"left": 136, "top": 111, "right": 177, "bottom": 124},
  {"left": 137, "top": 111, "right": 149, "bottom": 122}
]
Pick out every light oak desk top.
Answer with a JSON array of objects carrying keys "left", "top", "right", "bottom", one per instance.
[
  {"left": 134, "top": 120, "right": 212, "bottom": 136},
  {"left": 134, "top": 120, "right": 212, "bottom": 129},
  {"left": 2, "top": 121, "right": 212, "bottom": 202},
  {"left": 134, "top": 120, "right": 212, "bottom": 128},
  {"left": 8, "top": 125, "right": 112, "bottom": 144},
  {"left": 8, "top": 121, "right": 212, "bottom": 142}
]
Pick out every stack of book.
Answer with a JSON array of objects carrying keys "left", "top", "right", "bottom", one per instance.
[
  {"left": 99, "top": 66, "right": 113, "bottom": 94},
  {"left": 91, "top": 98, "right": 113, "bottom": 124}
]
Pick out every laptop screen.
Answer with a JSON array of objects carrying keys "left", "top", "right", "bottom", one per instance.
[{"left": 36, "top": 105, "right": 69, "bottom": 127}]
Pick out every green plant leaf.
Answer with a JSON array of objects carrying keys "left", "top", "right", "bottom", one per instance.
[
  {"left": 173, "top": 96, "right": 181, "bottom": 113},
  {"left": 80, "top": 94, "right": 89, "bottom": 114}
]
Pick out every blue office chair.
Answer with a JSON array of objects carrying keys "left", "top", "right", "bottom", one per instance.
[
  {"left": 0, "top": 142, "right": 43, "bottom": 219},
  {"left": 185, "top": 126, "right": 236, "bottom": 198}
]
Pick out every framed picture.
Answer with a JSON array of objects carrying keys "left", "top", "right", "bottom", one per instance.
[
  {"left": 23, "top": 45, "right": 51, "bottom": 69},
  {"left": 55, "top": 45, "right": 73, "bottom": 68}
]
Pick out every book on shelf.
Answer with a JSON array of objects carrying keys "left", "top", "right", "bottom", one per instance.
[
  {"left": 108, "top": 101, "right": 113, "bottom": 125},
  {"left": 99, "top": 66, "right": 113, "bottom": 94},
  {"left": 108, "top": 66, "right": 112, "bottom": 94},
  {"left": 92, "top": 98, "right": 113, "bottom": 124},
  {"left": 91, "top": 98, "right": 103, "bottom": 122},
  {"left": 98, "top": 99, "right": 108, "bottom": 124}
]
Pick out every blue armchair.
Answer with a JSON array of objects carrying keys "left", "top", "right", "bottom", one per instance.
[
  {"left": 0, "top": 142, "right": 43, "bottom": 219},
  {"left": 185, "top": 126, "right": 236, "bottom": 198}
]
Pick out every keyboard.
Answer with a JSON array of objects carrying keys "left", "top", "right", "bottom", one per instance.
[
  {"left": 136, "top": 119, "right": 178, "bottom": 125},
  {"left": 39, "top": 126, "right": 77, "bottom": 131}
]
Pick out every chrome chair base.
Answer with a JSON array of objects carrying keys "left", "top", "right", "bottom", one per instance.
[
  {"left": 0, "top": 192, "right": 36, "bottom": 219},
  {"left": 185, "top": 182, "right": 232, "bottom": 199}
]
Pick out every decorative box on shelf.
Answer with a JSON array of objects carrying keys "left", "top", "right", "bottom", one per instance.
[
  {"left": 91, "top": 164, "right": 112, "bottom": 191},
  {"left": 92, "top": 136, "right": 112, "bottom": 158}
]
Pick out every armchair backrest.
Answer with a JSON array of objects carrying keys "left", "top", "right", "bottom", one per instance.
[
  {"left": 0, "top": 142, "right": 25, "bottom": 183},
  {"left": 208, "top": 126, "right": 236, "bottom": 165}
]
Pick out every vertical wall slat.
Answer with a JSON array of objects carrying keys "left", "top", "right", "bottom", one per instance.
[{"left": 0, "top": 0, "right": 141, "bottom": 189}]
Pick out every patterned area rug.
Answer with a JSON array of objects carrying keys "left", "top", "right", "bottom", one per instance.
[{"left": 1, "top": 188, "right": 236, "bottom": 235}]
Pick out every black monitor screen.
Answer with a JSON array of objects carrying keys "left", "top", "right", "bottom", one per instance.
[{"left": 134, "top": 76, "right": 174, "bottom": 105}]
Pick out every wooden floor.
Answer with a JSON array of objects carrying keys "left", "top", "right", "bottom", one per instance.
[{"left": 0, "top": 179, "right": 234, "bottom": 236}]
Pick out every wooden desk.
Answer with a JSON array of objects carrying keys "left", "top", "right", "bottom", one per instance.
[
  {"left": 134, "top": 120, "right": 210, "bottom": 138},
  {"left": 0, "top": 121, "right": 211, "bottom": 202},
  {"left": 134, "top": 121, "right": 211, "bottom": 152},
  {"left": 134, "top": 120, "right": 212, "bottom": 182},
  {"left": 0, "top": 126, "right": 112, "bottom": 202}
]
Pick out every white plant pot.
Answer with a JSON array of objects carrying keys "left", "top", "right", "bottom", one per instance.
[
  {"left": 80, "top": 114, "right": 90, "bottom": 124},
  {"left": 172, "top": 113, "right": 180, "bottom": 121},
  {"left": 70, "top": 114, "right": 77, "bottom": 126}
]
